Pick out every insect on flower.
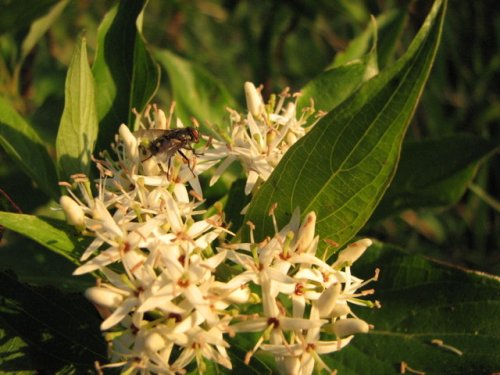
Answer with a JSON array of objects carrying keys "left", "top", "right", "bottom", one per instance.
[{"left": 134, "top": 127, "right": 200, "bottom": 177}]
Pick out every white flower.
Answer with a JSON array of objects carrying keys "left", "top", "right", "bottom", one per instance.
[
  {"left": 226, "top": 207, "right": 378, "bottom": 374},
  {"left": 209, "top": 83, "right": 323, "bottom": 195}
]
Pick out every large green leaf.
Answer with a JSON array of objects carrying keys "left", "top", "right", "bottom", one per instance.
[
  {"left": 155, "top": 49, "right": 237, "bottom": 133},
  {"left": 0, "top": 271, "right": 106, "bottom": 373},
  {"left": 0, "top": 97, "right": 59, "bottom": 199},
  {"left": 243, "top": 0, "right": 447, "bottom": 254},
  {"left": 0, "top": 212, "right": 87, "bottom": 264},
  {"left": 372, "top": 135, "right": 500, "bottom": 221},
  {"left": 92, "top": 0, "right": 160, "bottom": 152},
  {"left": 329, "top": 243, "right": 500, "bottom": 374},
  {"left": 56, "top": 35, "right": 98, "bottom": 181}
]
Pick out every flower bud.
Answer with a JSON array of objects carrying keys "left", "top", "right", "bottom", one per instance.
[
  {"left": 225, "top": 286, "right": 251, "bottom": 304},
  {"left": 332, "top": 318, "right": 370, "bottom": 338},
  {"left": 317, "top": 283, "right": 341, "bottom": 318},
  {"left": 145, "top": 332, "right": 166, "bottom": 352},
  {"left": 334, "top": 238, "right": 372, "bottom": 268},
  {"left": 244, "top": 82, "right": 263, "bottom": 117},
  {"left": 296, "top": 211, "right": 316, "bottom": 253},
  {"left": 156, "top": 109, "right": 167, "bottom": 130},
  {"left": 85, "top": 287, "right": 123, "bottom": 308},
  {"left": 119, "top": 124, "right": 139, "bottom": 161},
  {"left": 330, "top": 302, "right": 351, "bottom": 318},
  {"left": 59, "top": 195, "right": 85, "bottom": 229}
]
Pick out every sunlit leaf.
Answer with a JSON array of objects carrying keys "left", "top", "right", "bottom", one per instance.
[
  {"left": 372, "top": 135, "right": 500, "bottom": 221},
  {"left": 329, "top": 242, "right": 500, "bottom": 374},
  {"left": 243, "top": 0, "right": 447, "bottom": 255},
  {"left": 92, "top": 0, "right": 160, "bottom": 152},
  {"left": 56, "top": 35, "right": 98, "bottom": 181},
  {"left": 0, "top": 211, "right": 87, "bottom": 264},
  {"left": 0, "top": 97, "right": 59, "bottom": 199}
]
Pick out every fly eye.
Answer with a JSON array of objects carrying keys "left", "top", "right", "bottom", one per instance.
[{"left": 191, "top": 129, "right": 199, "bottom": 142}]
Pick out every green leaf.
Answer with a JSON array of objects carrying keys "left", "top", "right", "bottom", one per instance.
[
  {"left": 297, "top": 59, "right": 374, "bottom": 115},
  {"left": 92, "top": 0, "right": 160, "bottom": 152},
  {"left": 333, "top": 9, "right": 407, "bottom": 69},
  {"left": 372, "top": 135, "right": 500, "bottom": 221},
  {"left": 155, "top": 49, "right": 237, "bottom": 133},
  {"left": 0, "top": 0, "right": 59, "bottom": 35},
  {"left": 20, "top": 0, "right": 69, "bottom": 62},
  {"left": 0, "top": 271, "right": 106, "bottom": 373},
  {"left": 328, "top": 242, "right": 500, "bottom": 374},
  {"left": 0, "top": 97, "right": 59, "bottom": 199},
  {"left": 243, "top": 0, "right": 447, "bottom": 254},
  {"left": 56, "top": 35, "right": 98, "bottom": 181},
  {"left": 0, "top": 212, "right": 87, "bottom": 264}
]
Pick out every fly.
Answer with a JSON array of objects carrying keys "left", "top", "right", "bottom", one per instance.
[{"left": 134, "top": 127, "right": 200, "bottom": 177}]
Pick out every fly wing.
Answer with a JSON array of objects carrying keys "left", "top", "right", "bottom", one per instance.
[{"left": 133, "top": 129, "right": 169, "bottom": 140}]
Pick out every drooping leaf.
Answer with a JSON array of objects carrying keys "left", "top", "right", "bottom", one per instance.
[
  {"left": 155, "top": 49, "right": 236, "bottom": 133},
  {"left": 328, "top": 242, "right": 500, "bottom": 374},
  {"left": 20, "top": 0, "right": 69, "bottom": 62},
  {"left": 92, "top": 0, "right": 160, "bottom": 152},
  {"left": 372, "top": 135, "right": 500, "bottom": 221},
  {"left": 0, "top": 0, "right": 59, "bottom": 35},
  {"left": 0, "top": 271, "right": 106, "bottom": 373},
  {"left": 0, "top": 211, "right": 87, "bottom": 264},
  {"left": 56, "top": 35, "right": 98, "bottom": 181},
  {"left": 0, "top": 97, "right": 59, "bottom": 199},
  {"left": 243, "top": 0, "right": 447, "bottom": 255}
]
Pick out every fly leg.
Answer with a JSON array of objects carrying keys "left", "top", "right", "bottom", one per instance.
[{"left": 177, "top": 149, "right": 196, "bottom": 177}]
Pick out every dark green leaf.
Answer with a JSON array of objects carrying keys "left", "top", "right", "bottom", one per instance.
[
  {"left": 56, "top": 35, "right": 98, "bottom": 181},
  {"left": 0, "top": 212, "right": 87, "bottom": 264},
  {"left": 297, "top": 61, "right": 371, "bottom": 114},
  {"left": 0, "top": 0, "right": 59, "bottom": 35},
  {"left": 243, "top": 0, "right": 447, "bottom": 254},
  {"left": 372, "top": 135, "right": 500, "bottom": 221},
  {"left": 332, "top": 9, "right": 407, "bottom": 69},
  {"left": 0, "top": 97, "right": 59, "bottom": 199},
  {"left": 0, "top": 271, "right": 106, "bottom": 373},
  {"left": 92, "top": 0, "right": 160, "bottom": 152},
  {"left": 155, "top": 49, "right": 236, "bottom": 133},
  {"left": 328, "top": 242, "right": 500, "bottom": 374}
]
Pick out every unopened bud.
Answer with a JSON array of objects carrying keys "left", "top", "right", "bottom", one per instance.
[
  {"left": 119, "top": 124, "right": 139, "bottom": 161},
  {"left": 244, "top": 82, "right": 264, "bottom": 117},
  {"left": 225, "top": 286, "right": 251, "bottom": 304},
  {"left": 156, "top": 109, "right": 167, "bottom": 130},
  {"left": 296, "top": 211, "right": 316, "bottom": 252},
  {"left": 333, "top": 238, "right": 372, "bottom": 268},
  {"left": 318, "top": 283, "right": 341, "bottom": 318},
  {"left": 84, "top": 286, "right": 123, "bottom": 308},
  {"left": 332, "top": 318, "right": 370, "bottom": 338},
  {"left": 59, "top": 195, "right": 85, "bottom": 229},
  {"left": 145, "top": 332, "right": 166, "bottom": 352}
]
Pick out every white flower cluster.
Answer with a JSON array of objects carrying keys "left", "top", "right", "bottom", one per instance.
[
  {"left": 59, "top": 84, "right": 377, "bottom": 375},
  {"left": 208, "top": 82, "right": 323, "bottom": 195}
]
